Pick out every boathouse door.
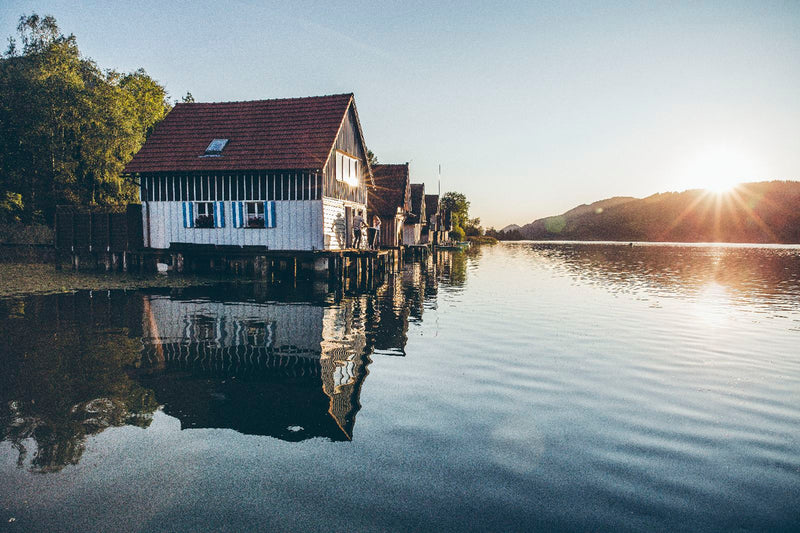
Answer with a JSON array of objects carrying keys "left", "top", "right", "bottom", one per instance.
[{"left": 345, "top": 206, "right": 353, "bottom": 248}]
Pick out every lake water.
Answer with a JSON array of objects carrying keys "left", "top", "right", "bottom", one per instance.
[{"left": 2, "top": 242, "right": 799, "bottom": 532}]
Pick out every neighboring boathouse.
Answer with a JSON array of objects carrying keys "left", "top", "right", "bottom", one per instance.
[
  {"left": 403, "top": 183, "right": 426, "bottom": 245},
  {"left": 423, "top": 193, "right": 439, "bottom": 243},
  {"left": 123, "top": 93, "right": 372, "bottom": 251},
  {"left": 368, "top": 163, "right": 411, "bottom": 247}
]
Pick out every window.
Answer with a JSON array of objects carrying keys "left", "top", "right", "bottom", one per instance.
[
  {"left": 183, "top": 201, "right": 224, "bottom": 228},
  {"left": 336, "top": 151, "right": 360, "bottom": 186},
  {"left": 232, "top": 201, "right": 276, "bottom": 228},
  {"left": 246, "top": 202, "right": 264, "bottom": 228},
  {"left": 195, "top": 202, "right": 215, "bottom": 228},
  {"left": 203, "top": 138, "right": 228, "bottom": 156}
]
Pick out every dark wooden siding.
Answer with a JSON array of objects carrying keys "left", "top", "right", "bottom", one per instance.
[
  {"left": 375, "top": 214, "right": 404, "bottom": 247},
  {"left": 55, "top": 205, "right": 143, "bottom": 252},
  {"left": 139, "top": 171, "right": 322, "bottom": 202},
  {"left": 323, "top": 105, "right": 368, "bottom": 204}
]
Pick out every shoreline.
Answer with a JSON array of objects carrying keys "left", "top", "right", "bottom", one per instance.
[{"left": 0, "top": 262, "right": 223, "bottom": 299}]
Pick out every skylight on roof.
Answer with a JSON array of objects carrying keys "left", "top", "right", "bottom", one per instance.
[{"left": 204, "top": 138, "right": 228, "bottom": 155}]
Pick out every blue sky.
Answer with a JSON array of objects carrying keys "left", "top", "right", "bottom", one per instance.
[{"left": 3, "top": 1, "right": 799, "bottom": 227}]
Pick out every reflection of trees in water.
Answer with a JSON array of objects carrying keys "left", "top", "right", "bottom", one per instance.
[
  {"left": 525, "top": 242, "right": 800, "bottom": 308},
  {"left": 0, "top": 295, "right": 158, "bottom": 473},
  {"left": 434, "top": 247, "right": 482, "bottom": 288}
]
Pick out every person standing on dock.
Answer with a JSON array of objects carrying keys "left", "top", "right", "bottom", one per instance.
[
  {"left": 353, "top": 211, "right": 366, "bottom": 249},
  {"left": 368, "top": 215, "right": 381, "bottom": 249}
]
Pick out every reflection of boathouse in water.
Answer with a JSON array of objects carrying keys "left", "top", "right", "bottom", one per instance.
[{"left": 138, "top": 289, "right": 371, "bottom": 441}]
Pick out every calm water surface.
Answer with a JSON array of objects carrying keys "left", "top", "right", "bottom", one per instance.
[{"left": 2, "top": 242, "right": 799, "bottom": 532}]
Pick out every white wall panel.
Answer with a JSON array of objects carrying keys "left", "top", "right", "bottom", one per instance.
[
  {"left": 323, "top": 197, "right": 345, "bottom": 250},
  {"left": 145, "top": 200, "right": 325, "bottom": 251}
]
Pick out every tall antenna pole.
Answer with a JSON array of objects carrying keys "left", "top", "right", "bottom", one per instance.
[{"left": 438, "top": 164, "right": 441, "bottom": 197}]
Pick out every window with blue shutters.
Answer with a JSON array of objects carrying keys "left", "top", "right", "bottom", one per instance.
[
  {"left": 232, "top": 201, "right": 276, "bottom": 228},
  {"left": 184, "top": 201, "right": 224, "bottom": 228}
]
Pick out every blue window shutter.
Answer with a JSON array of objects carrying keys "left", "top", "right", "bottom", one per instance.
[
  {"left": 183, "top": 202, "right": 194, "bottom": 228},
  {"left": 233, "top": 201, "right": 244, "bottom": 228},
  {"left": 265, "top": 201, "right": 276, "bottom": 228},
  {"left": 216, "top": 201, "right": 225, "bottom": 228}
]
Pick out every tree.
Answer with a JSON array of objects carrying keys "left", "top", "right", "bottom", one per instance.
[
  {"left": 440, "top": 191, "right": 472, "bottom": 241},
  {"left": 463, "top": 216, "right": 482, "bottom": 236},
  {"left": 366, "top": 149, "right": 378, "bottom": 167},
  {"left": 441, "top": 192, "right": 470, "bottom": 229},
  {"left": 0, "top": 14, "right": 171, "bottom": 224}
]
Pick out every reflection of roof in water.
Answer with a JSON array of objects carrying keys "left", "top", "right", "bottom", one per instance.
[{"left": 136, "top": 368, "right": 358, "bottom": 442}]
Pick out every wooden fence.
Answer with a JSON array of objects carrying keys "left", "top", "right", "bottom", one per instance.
[{"left": 55, "top": 205, "right": 143, "bottom": 253}]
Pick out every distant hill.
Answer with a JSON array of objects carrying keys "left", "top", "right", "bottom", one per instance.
[
  {"left": 501, "top": 223, "right": 521, "bottom": 233},
  {"left": 508, "top": 181, "right": 800, "bottom": 243}
]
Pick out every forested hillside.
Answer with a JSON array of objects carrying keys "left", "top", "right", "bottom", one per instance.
[{"left": 509, "top": 181, "right": 800, "bottom": 243}]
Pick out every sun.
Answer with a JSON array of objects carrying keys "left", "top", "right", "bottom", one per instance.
[{"left": 680, "top": 145, "right": 758, "bottom": 194}]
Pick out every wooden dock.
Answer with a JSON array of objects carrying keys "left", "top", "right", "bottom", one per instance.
[{"left": 52, "top": 205, "right": 446, "bottom": 288}]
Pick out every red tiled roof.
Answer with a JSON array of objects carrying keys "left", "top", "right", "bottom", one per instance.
[
  {"left": 124, "top": 93, "right": 354, "bottom": 173},
  {"left": 369, "top": 164, "right": 410, "bottom": 217},
  {"left": 425, "top": 194, "right": 439, "bottom": 214}
]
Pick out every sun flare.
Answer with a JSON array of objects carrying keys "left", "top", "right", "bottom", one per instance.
[{"left": 681, "top": 145, "right": 759, "bottom": 194}]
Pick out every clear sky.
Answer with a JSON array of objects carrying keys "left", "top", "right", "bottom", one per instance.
[{"left": 3, "top": 1, "right": 800, "bottom": 228}]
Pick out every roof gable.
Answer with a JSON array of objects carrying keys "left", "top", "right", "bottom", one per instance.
[
  {"left": 369, "top": 164, "right": 410, "bottom": 217},
  {"left": 124, "top": 93, "right": 354, "bottom": 174},
  {"left": 425, "top": 194, "right": 439, "bottom": 214}
]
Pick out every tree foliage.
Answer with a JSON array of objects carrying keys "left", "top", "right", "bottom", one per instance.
[
  {"left": 441, "top": 191, "right": 483, "bottom": 238},
  {"left": 441, "top": 191, "right": 470, "bottom": 230},
  {"left": 0, "top": 14, "right": 172, "bottom": 224},
  {"left": 366, "top": 149, "right": 378, "bottom": 167}
]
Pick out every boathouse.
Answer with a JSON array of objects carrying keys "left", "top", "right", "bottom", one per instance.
[
  {"left": 423, "top": 193, "right": 439, "bottom": 244},
  {"left": 123, "top": 93, "right": 372, "bottom": 251},
  {"left": 368, "top": 163, "right": 411, "bottom": 247},
  {"left": 403, "top": 183, "right": 426, "bottom": 245}
]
